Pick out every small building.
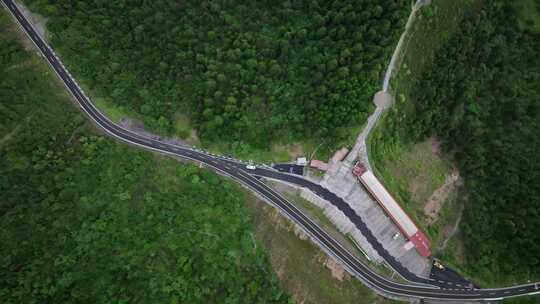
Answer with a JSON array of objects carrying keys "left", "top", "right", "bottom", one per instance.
[{"left": 296, "top": 157, "right": 307, "bottom": 166}]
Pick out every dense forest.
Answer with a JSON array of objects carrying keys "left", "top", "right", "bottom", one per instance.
[
  {"left": 373, "top": 0, "right": 540, "bottom": 283},
  {"left": 0, "top": 12, "right": 289, "bottom": 303},
  {"left": 23, "top": 0, "right": 409, "bottom": 150}
]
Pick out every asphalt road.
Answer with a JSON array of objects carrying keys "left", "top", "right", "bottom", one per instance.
[
  {"left": 272, "top": 163, "right": 305, "bottom": 175},
  {"left": 430, "top": 262, "right": 478, "bottom": 290},
  {"left": 220, "top": 162, "right": 471, "bottom": 287},
  {"left": 4, "top": 0, "right": 540, "bottom": 301}
]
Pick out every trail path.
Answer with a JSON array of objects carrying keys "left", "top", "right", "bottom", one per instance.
[
  {"left": 345, "top": 0, "right": 429, "bottom": 168},
  {"left": 382, "top": 0, "right": 426, "bottom": 92}
]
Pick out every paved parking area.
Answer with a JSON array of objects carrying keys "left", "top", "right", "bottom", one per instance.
[
  {"left": 321, "top": 160, "right": 431, "bottom": 278},
  {"left": 273, "top": 163, "right": 305, "bottom": 175}
]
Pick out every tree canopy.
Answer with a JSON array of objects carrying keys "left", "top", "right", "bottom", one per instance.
[
  {"left": 24, "top": 0, "right": 409, "bottom": 148},
  {"left": 0, "top": 11, "right": 289, "bottom": 303}
]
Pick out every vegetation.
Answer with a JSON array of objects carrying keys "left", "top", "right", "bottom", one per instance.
[
  {"left": 22, "top": 0, "right": 410, "bottom": 156},
  {"left": 369, "top": 137, "right": 461, "bottom": 240},
  {"left": 277, "top": 188, "right": 398, "bottom": 280},
  {"left": 0, "top": 11, "right": 290, "bottom": 303},
  {"left": 514, "top": 0, "right": 540, "bottom": 33},
  {"left": 371, "top": 0, "right": 540, "bottom": 286},
  {"left": 369, "top": 0, "right": 476, "bottom": 255},
  {"left": 1, "top": 9, "right": 401, "bottom": 303},
  {"left": 245, "top": 195, "right": 396, "bottom": 304}
]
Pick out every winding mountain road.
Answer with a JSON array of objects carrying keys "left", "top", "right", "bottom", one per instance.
[{"left": 3, "top": 0, "right": 539, "bottom": 301}]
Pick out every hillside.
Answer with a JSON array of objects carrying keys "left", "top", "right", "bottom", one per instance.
[
  {"left": 0, "top": 10, "right": 289, "bottom": 303},
  {"left": 21, "top": 0, "right": 410, "bottom": 158},
  {"left": 370, "top": 0, "right": 540, "bottom": 290},
  {"left": 0, "top": 8, "right": 398, "bottom": 303}
]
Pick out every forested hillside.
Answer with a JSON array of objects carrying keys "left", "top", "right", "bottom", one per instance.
[
  {"left": 372, "top": 0, "right": 540, "bottom": 284},
  {"left": 0, "top": 12, "right": 289, "bottom": 303},
  {"left": 23, "top": 0, "right": 409, "bottom": 150}
]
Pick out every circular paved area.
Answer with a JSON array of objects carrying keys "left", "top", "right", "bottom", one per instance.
[{"left": 373, "top": 91, "right": 393, "bottom": 109}]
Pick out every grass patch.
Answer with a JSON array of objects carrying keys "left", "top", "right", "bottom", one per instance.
[
  {"left": 172, "top": 111, "right": 201, "bottom": 145},
  {"left": 267, "top": 182, "right": 403, "bottom": 280},
  {"left": 92, "top": 96, "right": 138, "bottom": 123},
  {"left": 93, "top": 96, "right": 126, "bottom": 123},
  {"left": 383, "top": 140, "right": 451, "bottom": 205},
  {"left": 429, "top": 189, "right": 462, "bottom": 249},
  {"left": 203, "top": 136, "right": 333, "bottom": 164},
  {"left": 369, "top": 133, "right": 458, "bottom": 241}
]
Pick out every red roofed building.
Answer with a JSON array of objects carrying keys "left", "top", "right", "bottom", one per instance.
[
  {"left": 352, "top": 162, "right": 432, "bottom": 257},
  {"left": 408, "top": 231, "right": 431, "bottom": 258}
]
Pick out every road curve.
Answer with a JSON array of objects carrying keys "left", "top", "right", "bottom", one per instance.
[
  {"left": 3, "top": 0, "right": 539, "bottom": 301},
  {"left": 211, "top": 159, "right": 432, "bottom": 285}
]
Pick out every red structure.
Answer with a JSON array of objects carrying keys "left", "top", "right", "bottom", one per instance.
[
  {"left": 408, "top": 231, "right": 431, "bottom": 258},
  {"left": 352, "top": 162, "right": 431, "bottom": 257},
  {"left": 352, "top": 162, "right": 366, "bottom": 176}
]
